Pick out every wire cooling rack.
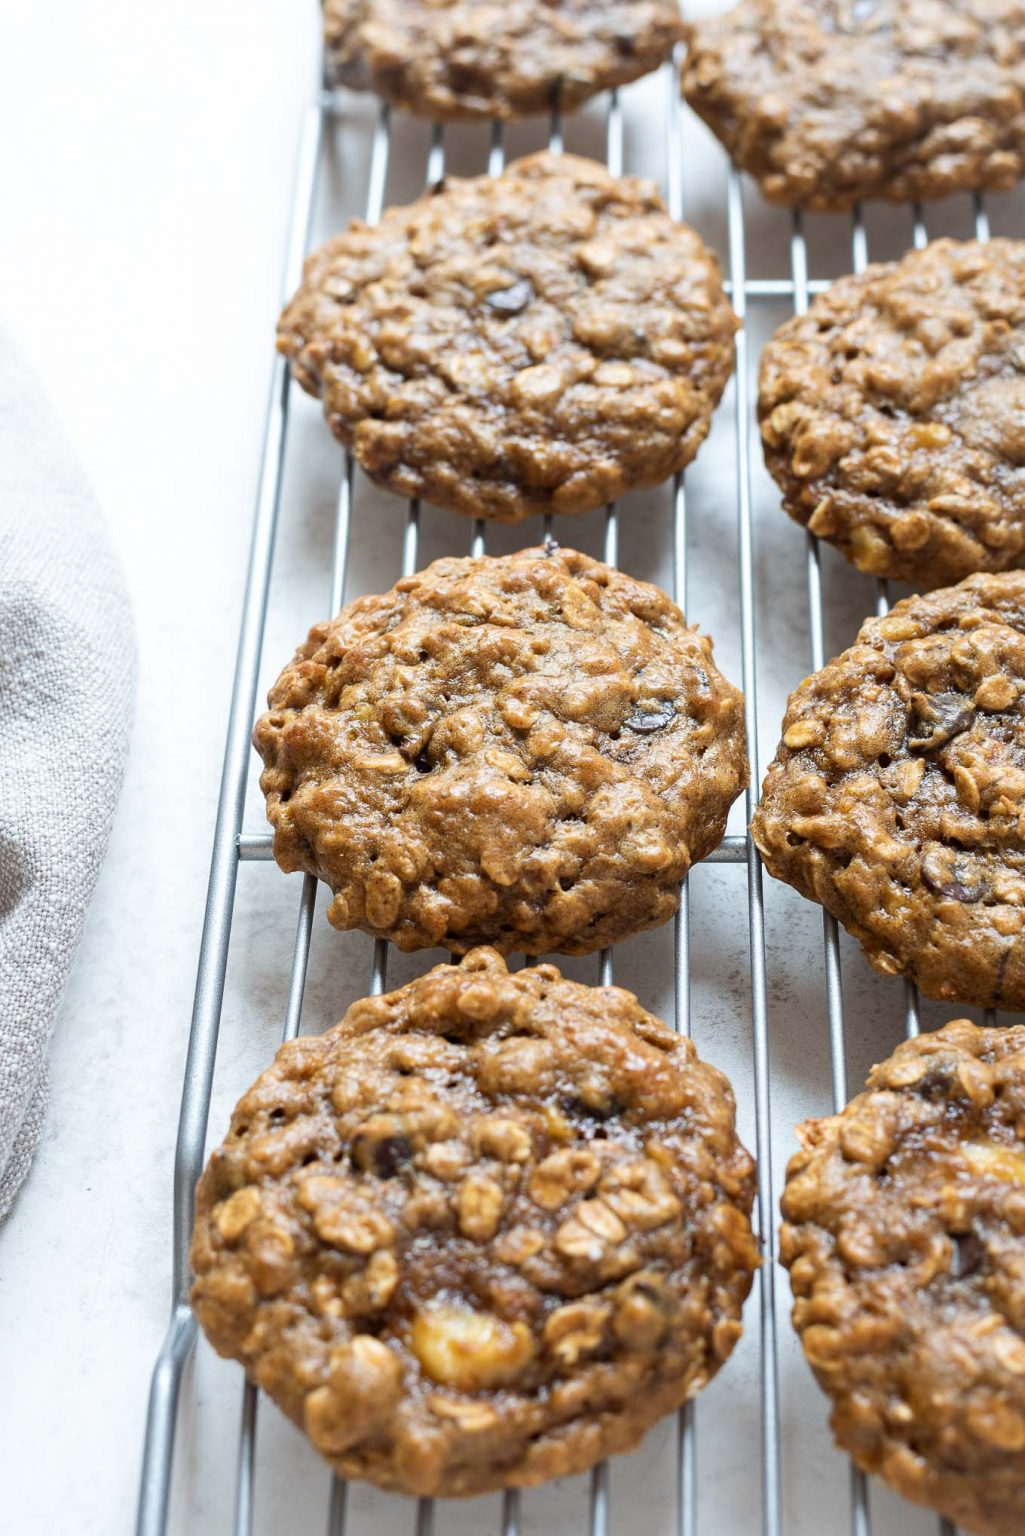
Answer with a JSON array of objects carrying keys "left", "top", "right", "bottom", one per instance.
[{"left": 136, "top": 38, "right": 1020, "bottom": 1536}]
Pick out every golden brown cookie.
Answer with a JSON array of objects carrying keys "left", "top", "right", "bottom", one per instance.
[
  {"left": 781, "top": 1020, "right": 1025, "bottom": 1536},
  {"left": 682, "top": 0, "right": 1025, "bottom": 211},
  {"left": 751, "top": 573, "right": 1025, "bottom": 1009},
  {"left": 277, "top": 153, "right": 737, "bottom": 522},
  {"left": 254, "top": 545, "right": 747, "bottom": 955},
  {"left": 760, "top": 240, "right": 1025, "bottom": 589},
  {"left": 324, "top": 0, "right": 684, "bottom": 120},
  {"left": 191, "top": 948, "right": 759, "bottom": 1497}
]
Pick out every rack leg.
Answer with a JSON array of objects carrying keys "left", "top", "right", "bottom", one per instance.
[{"left": 136, "top": 1304, "right": 198, "bottom": 1536}]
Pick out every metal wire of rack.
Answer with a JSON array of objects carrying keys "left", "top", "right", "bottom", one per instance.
[{"left": 135, "top": 42, "right": 1004, "bottom": 1536}]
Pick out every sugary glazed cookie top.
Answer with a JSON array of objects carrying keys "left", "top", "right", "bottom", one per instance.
[
  {"left": 683, "top": 0, "right": 1025, "bottom": 211},
  {"left": 782, "top": 1019, "right": 1025, "bottom": 1536},
  {"left": 324, "top": 0, "right": 685, "bottom": 120},
  {"left": 760, "top": 239, "right": 1025, "bottom": 588},
  {"left": 752, "top": 572, "right": 1025, "bottom": 1008},
  {"left": 253, "top": 545, "right": 747, "bottom": 955},
  {"left": 191, "top": 948, "right": 758, "bottom": 1498},
  {"left": 277, "top": 152, "right": 737, "bottom": 522}
]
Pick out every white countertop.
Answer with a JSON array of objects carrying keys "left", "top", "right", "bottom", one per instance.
[
  {"left": 0, "top": 5, "right": 318, "bottom": 1531},
  {"left": 2, "top": 6, "right": 1022, "bottom": 1535}
]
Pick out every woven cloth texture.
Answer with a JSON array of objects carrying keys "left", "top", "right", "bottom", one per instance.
[{"left": 0, "top": 331, "right": 135, "bottom": 1219}]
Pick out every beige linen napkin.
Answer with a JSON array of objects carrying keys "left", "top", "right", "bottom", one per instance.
[{"left": 0, "top": 330, "right": 135, "bottom": 1219}]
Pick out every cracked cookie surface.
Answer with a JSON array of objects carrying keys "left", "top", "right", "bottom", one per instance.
[
  {"left": 253, "top": 545, "right": 747, "bottom": 955},
  {"left": 277, "top": 152, "right": 737, "bottom": 522},
  {"left": 191, "top": 948, "right": 758, "bottom": 1497},
  {"left": 324, "top": 0, "right": 684, "bottom": 120},
  {"left": 682, "top": 0, "right": 1025, "bottom": 211},
  {"left": 781, "top": 1020, "right": 1025, "bottom": 1536},
  {"left": 751, "top": 573, "right": 1025, "bottom": 1009},
  {"left": 760, "top": 239, "right": 1025, "bottom": 589}
]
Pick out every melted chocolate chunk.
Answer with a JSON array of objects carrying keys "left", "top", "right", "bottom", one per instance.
[
  {"left": 951, "top": 1230, "right": 985, "bottom": 1279},
  {"left": 625, "top": 700, "right": 676, "bottom": 734},
  {"left": 485, "top": 278, "right": 534, "bottom": 316},
  {"left": 909, "top": 693, "right": 975, "bottom": 753}
]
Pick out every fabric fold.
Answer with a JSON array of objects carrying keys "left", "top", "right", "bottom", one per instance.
[{"left": 0, "top": 328, "right": 135, "bottom": 1219}]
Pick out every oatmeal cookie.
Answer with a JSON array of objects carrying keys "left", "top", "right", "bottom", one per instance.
[
  {"left": 324, "top": 0, "right": 684, "bottom": 120},
  {"left": 781, "top": 1020, "right": 1025, "bottom": 1536},
  {"left": 277, "top": 152, "right": 737, "bottom": 522},
  {"left": 682, "top": 0, "right": 1025, "bottom": 211},
  {"left": 253, "top": 545, "right": 747, "bottom": 954},
  {"left": 751, "top": 573, "right": 1025, "bottom": 1009},
  {"left": 191, "top": 947, "right": 758, "bottom": 1497},
  {"left": 760, "top": 239, "right": 1025, "bottom": 589}
]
